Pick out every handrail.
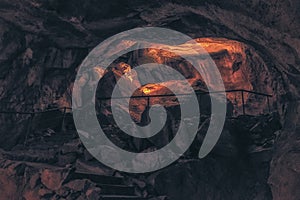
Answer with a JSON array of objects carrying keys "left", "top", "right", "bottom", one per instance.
[
  {"left": 0, "top": 90, "right": 273, "bottom": 146},
  {"left": 0, "top": 89, "right": 272, "bottom": 114},
  {"left": 97, "top": 89, "right": 272, "bottom": 100},
  {"left": 0, "top": 106, "right": 72, "bottom": 145},
  {"left": 0, "top": 107, "right": 72, "bottom": 115},
  {"left": 97, "top": 89, "right": 272, "bottom": 115}
]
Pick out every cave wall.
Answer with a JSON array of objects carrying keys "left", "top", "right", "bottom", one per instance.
[
  {"left": 0, "top": 0, "right": 298, "bottom": 113},
  {"left": 0, "top": 0, "right": 299, "bottom": 199}
]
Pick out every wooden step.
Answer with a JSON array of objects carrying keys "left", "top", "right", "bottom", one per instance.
[
  {"left": 72, "top": 171, "right": 125, "bottom": 185},
  {"left": 98, "top": 184, "right": 135, "bottom": 196},
  {"left": 100, "top": 195, "right": 146, "bottom": 200},
  {"left": 44, "top": 134, "right": 76, "bottom": 144}
]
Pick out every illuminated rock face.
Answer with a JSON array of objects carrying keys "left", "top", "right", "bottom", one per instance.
[
  {"left": 95, "top": 38, "right": 262, "bottom": 120},
  {"left": 116, "top": 38, "right": 271, "bottom": 115},
  {"left": 0, "top": 0, "right": 299, "bottom": 199},
  {"left": 196, "top": 38, "right": 273, "bottom": 114}
]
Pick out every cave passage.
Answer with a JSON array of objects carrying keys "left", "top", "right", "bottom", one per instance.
[{"left": 95, "top": 37, "right": 274, "bottom": 123}]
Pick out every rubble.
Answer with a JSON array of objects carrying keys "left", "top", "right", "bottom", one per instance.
[{"left": 0, "top": 111, "right": 283, "bottom": 199}]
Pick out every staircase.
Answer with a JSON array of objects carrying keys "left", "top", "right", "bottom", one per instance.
[
  {"left": 22, "top": 112, "right": 147, "bottom": 199},
  {"left": 71, "top": 171, "right": 145, "bottom": 200}
]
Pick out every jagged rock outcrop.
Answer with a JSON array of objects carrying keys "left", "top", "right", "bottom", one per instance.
[
  {"left": 0, "top": 113, "right": 282, "bottom": 200},
  {"left": 0, "top": 157, "right": 102, "bottom": 200},
  {"left": 0, "top": 0, "right": 299, "bottom": 199}
]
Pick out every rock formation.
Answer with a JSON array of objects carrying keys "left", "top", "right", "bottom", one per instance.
[{"left": 0, "top": 0, "right": 299, "bottom": 199}]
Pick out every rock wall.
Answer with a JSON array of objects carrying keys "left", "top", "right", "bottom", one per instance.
[
  {"left": 0, "top": 0, "right": 299, "bottom": 199},
  {"left": 0, "top": 113, "right": 281, "bottom": 200}
]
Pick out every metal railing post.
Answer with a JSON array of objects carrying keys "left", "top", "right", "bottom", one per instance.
[
  {"left": 147, "top": 96, "right": 150, "bottom": 108},
  {"left": 198, "top": 93, "right": 202, "bottom": 117},
  {"left": 241, "top": 90, "right": 246, "bottom": 115},
  {"left": 61, "top": 107, "right": 67, "bottom": 132},
  {"left": 267, "top": 96, "right": 271, "bottom": 113},
  {"left": 24, "top": 113, "right": 34, "bottom": 146},
  {"left": 99, "top": 99, "right": 102, "bottom": 112}
]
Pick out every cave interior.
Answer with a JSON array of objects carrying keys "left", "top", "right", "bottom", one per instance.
[{"left": 0, "top": 1, "right": 299, "bottom": 200}]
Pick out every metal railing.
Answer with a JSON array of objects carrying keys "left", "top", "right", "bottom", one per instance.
[
  {"left": 0, "top": 89, "right": 273, "bottom": 146},
  {"left": 0, "top": 107, "right": 72, "bottom": 145},
  {"left": 98, "top": 89, "right": 273, "bottom": 116}
]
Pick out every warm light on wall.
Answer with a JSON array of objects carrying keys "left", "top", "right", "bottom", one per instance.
[
  {"left": 143, "top": 88, "right": 151, "bottom": 94},
  {"left": 142, "top": 38, "right": 254, "bottom": 106}
]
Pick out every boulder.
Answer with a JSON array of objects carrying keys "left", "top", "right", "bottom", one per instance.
[
  {"left": 40, "top": 168, "right": 71, "bottom": 191},
  {"left": 64, "top": 179, "right": 95, "bottom": 192},
  {"left": 86, "top": 187, "right": 102, "bottom": 200}
]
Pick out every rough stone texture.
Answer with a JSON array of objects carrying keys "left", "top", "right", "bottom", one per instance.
[
  {"left": 0, "top": 0, "right": 296, "bottom": 111},
  {"left": 40, "top": 168, "right": 71, "bottom": 191},
  {"left": 0, "top": 0, "right": 299, "bottom": 199},
  {"left": 0, "top": 113, "right": 281, "bottom": 200},
  {"left": 0, "top": 157, "right": 103, "bottom": 200},
  {"left": 268, "top": 102, "right": 300, "bottom": 200}
]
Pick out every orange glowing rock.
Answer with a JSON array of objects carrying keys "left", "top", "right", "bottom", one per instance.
[{"left": 143, "top": 88, "right": 151, "bottom": 94}]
